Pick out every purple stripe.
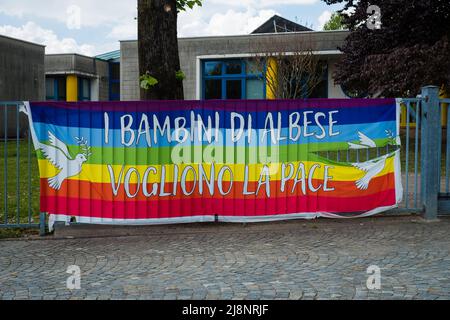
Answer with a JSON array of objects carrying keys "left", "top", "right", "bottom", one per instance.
[{"left": 31, "top": 98, "right": 396, "bottom": 112}]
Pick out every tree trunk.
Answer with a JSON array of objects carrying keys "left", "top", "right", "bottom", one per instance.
[{"left": 138, "top": 0, "right": 184, "bottom": 100}]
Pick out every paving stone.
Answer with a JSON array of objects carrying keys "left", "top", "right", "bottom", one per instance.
[{"left": 0, "top": 217, "right": 449, "bottom": 300}]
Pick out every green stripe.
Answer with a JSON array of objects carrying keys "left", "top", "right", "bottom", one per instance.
[{"left": 36, "top": 138, "right": 393, "bottom": 166}]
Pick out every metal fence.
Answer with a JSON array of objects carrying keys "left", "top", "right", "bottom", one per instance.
[
  {"left": 0, "top": 87, "right": 447, "bottom": 235},
  {"left": 0, "top": 102, "right": 46, "bottom": 235},
  {"left": 437, "top": 96, "right": 450, "bottom": 214}
]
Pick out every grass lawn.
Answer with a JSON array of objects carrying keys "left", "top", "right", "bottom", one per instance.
[{"left": 0, "top": 140, "right": 40, "bottom": 227}]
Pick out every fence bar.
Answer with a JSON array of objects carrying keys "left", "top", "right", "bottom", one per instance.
[
  {"left": 421, "top": 86, "right": 440, "bottom": 220},
  {"left": 4, "top": 104, "right": 7, "bottom": 225},
  {"left": 28, "top": 124, "right": 32, "bottom": 224},
  {"left": 438, "top": 103, "right": 442, "bottom": 191},
  {"left": 405, "top": 102, "right": 410, "bottom": 208},
  {"left": 414, "top": 101, "right": 420, "bottom": 208},
  {"left": 39, "top": 212, "right": 46, "bottom": 236},
  {"left": 16, "top": 104, "right": 20, "bottom": 224}
]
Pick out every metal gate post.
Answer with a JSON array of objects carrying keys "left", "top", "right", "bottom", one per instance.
[
  {"left": 421, "top": 85, "right": 440, "bottom": 220},
  {"left": 39, "top": 212, "right": 46, "bottom": 236}
]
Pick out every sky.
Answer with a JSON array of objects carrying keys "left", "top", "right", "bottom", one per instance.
[{"left": 0, "top": 0, "right": 343, "bottom": 56}]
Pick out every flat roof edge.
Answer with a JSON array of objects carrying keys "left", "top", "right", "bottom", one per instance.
[
  {"left": 0, "top": 34, "right": 46, "bottom": 48},
  {"left": 119, "top": 29, "right": 350, "bottom": 43},
  {"left": 45, "top": 53, "right": 107, "bottom": 61}
]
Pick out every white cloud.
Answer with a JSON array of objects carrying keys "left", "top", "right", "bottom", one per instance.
[
  {"left": 0, "top": 0, "right": 324, "bottom": 54},
  {"left": 179, "top": 8, "right": 277, "bottom": 37},
  {"left": 108, "top": 22, "right": 137, "bottom": 40},
  {"left": 106, "top": 4, "right": 278, "bottom": 39},
  {"left": 208, "top": 0, "right": 318, "bottom": 7},
  {"left": 0, "top": 1, "right": 137, "bottom": 29},
  {"left": 317, "top": 10, "right": 332, "bottom": 30},
  {"left": 0, "top": 21, "right": 95, "bottom": 55}
]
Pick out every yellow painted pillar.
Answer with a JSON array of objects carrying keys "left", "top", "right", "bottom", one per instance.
[
  {"left": 66, "top": 75, "right": 78, "bottom": 102},
  {"left": 266, "top": 57, "right": 277, "bottom": 100}
]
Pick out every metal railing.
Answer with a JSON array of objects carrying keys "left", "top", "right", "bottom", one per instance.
[
  {"left": 0, "top": 90, "right": 446, "bottom": 235},
  {"left": 0, "top": 102, "right": 46, "bottom": 235},
  {"left": 397, "top": 98, "right": 422, "bottom": 213}
]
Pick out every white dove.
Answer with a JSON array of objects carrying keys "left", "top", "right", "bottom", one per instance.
[
  {"left": 348, "top": 132, "right": 377, "bottom": 149},
  {"left": 40, "top": 132, "right": 90, "bottom": 190},
  {"left": 352, "top": 154, "right": 389, "bottom": 190},
  {"left": 20, "top": 103, "right": 91, "bottom": 190}
]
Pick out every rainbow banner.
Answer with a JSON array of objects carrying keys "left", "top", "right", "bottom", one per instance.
[{"left": 22, "top": 99, "right": 402, "bottom": 229}]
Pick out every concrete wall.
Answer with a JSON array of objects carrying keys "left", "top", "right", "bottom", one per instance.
[
  {"left": 45, "top": 54, "right": 110, "bottom": 101},
  {"left": 96, "top": 59, "right": 110, "bottom": 101},
  {"left": 0, "top": 35, "right": 45, "bottom": 138},
  {"left": 327, "top": 57, "right": 347, "bottom": 99},
  {"left": 0, "top": 35, "right": 45, "bottom": 101},
  {"left": 120, "top": 30, "right": 349, "bottom": 101},
  {"left": 120, "top": 41, "right": 140, "bottom": 101}
]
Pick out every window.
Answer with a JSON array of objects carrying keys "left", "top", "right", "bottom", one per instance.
[
  {"left": 202, "top": 59, "right": 265, "bottom": 100},
  {"left": 78, "top": 78, "right": 91, "bottom": 101},
  {"left": 46, "top": 77, "right": 66, "bottom": 101},
  {"left": 109, "top": 62, "right": 120, "bottom": 101},
  {"left": 309, "top": 64, "right": 329, "bottom": 98},
  {"left": 45, "top": 78, "right": 55, "bottom": 100}
]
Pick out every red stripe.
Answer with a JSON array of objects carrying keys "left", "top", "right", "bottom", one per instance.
[{"left": 41, "top": 189, "right": 396, "bottom": 219}]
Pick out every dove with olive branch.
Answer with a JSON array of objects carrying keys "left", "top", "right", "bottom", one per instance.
[
  {"left": 42, "top": 135, "right": 91, "bottom": 190},
  {"left": 19, "top": 103, "right": 92, "bottom": 190},
  {"left": 348, "top": 131, "right": 396, "bottom": 190}
]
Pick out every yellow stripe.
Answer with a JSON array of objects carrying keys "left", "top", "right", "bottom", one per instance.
[{"left": 38, "top": 157, "right": 396, "bottom": 184}]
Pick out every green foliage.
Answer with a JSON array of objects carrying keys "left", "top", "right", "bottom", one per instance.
[
  {"left": 176, "top": 0, "right": 202, "bottom": 12},
  {"left": 322, "top": 0, "right": 450, "bottom": 97},
  {"left": 139, "top": 72, "right": 159, "bottom": 90},
  {"left": 175, "top": 70, "right": 186, "bottom": 81},
  {"left": 323, "top": 12, "right": 346, "bottom": 30}
]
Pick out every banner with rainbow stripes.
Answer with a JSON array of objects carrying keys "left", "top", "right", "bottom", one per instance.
[{"left": 22, "top": 99, "right": 402, "bottom": 228}]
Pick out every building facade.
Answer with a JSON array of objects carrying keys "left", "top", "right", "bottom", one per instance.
[
  {"left": 0, "top": 35, "right": 45, "bottom": 137},
  {"left": 1, "top": 16, "right": 352, "bottom": 104},
  {"left": 44, "top": 54, "right": 110, "bottom": 102},
  {"left": 120, "top": 29, "right": 350, "bottom": 101},
  {"left": 0, "top": 35, "right": 45, "bottom": 101}
]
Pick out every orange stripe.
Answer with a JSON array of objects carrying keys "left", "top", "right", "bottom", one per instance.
[{"left": 40, "top": 172, "right": 396, "bottom": 202}]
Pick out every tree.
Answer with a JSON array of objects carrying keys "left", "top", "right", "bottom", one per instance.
[
  {"left": 323, "top": 12, "right": 346, "bottom": 31},
  {"left": 138, "top": 0, "right": 201, "bottom": 100},
  {"left": 323, "top": 0, "right": 450, "bottom": 97},
  {"left": 252, "top": 38, "right": 327, "bottom": 99}
]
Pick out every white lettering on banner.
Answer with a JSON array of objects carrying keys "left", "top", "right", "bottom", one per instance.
[
  {"left": 107, "top": 110, "right": 341, "bottom": 147},
  {"left": 106, "top": 163, "right": 337, "bottom": 199}
]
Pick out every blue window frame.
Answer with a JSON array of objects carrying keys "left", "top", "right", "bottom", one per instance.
[
  {"left": 46, "top": 77, "right": 66, "bottom": 101},
  {"left": 109, "top": 62, "right": 120, "bottom": 101},
  {"left": 78, "top": 78, "right": 91, "bottom": 101},
  {"left": 202, "top": 59, "right": 265, "bottom": 100}
]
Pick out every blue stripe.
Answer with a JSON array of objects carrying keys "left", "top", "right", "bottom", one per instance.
[
  {"left": 30, "top": 104, "right": 396, "bottom": 130},
  {"left": 33, "top": 121, "right": 397, "bottom": 148}
]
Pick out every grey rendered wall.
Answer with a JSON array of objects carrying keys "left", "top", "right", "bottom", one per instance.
[
  {"left": 96, "top": 59, "right": 110, "bottom": 101},
  {"left": 120, "top": 41, "right": 140, "bottom": 101},
  {"left": 0, "top": 35, "right": 45, "bottom": 101},
  {"left": 0, "top": 35, "right": 45, "bottom": 138},
  {"left": 120, "top": 30, "right": 349, "bottom": 101}
]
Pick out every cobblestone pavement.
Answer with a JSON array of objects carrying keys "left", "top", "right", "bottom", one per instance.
[{"left": 0, "top": 216, "right": 449, "bottom": 300}]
